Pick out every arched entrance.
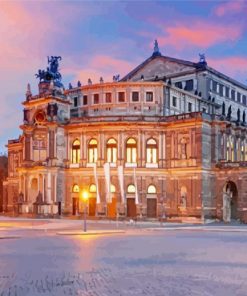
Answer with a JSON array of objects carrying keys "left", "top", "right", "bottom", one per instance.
[
  {"left": 223, "top": 181, "right": 238, "bottom": 222},
  {"left": 147, "top": 185, "right": 157, "bottom": 218},
  {"left": 126, "top": 184, "right": 136, "bottom": 218}
]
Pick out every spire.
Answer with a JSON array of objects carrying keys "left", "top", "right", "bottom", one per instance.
[
  {"left": 25, "top": 83, "right": 32, "bottom": 101},
  {"left": 152, "top": 39, "right": 161, "bottom": 57}
]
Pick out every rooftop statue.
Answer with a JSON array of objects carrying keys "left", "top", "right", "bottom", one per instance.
[
  {"left": 199, "top": 53, "right": 207, "bottom": 65},
  {"left": 35, "top": 56, "right": 63, "bottom": 88},
  {"left": 152, "top": 39, "right": 161, "bottom": 57}
]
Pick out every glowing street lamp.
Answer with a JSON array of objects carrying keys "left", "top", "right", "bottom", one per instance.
[{"left": 81, "top": 191, "right": 89, "bottom": 232}]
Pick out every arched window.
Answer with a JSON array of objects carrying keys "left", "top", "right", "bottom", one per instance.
[
  {"left": 241, "top": 141, "right": 245, "bottom": 161},
  {"left": 147, "top": 185, "right": 157, "bottom": 194},
  {"left": 89, "top": 184, "right": 97, "bottom": 193},
  {"left": 72, "top": 184, "right": 80, "bottom": 193},
  {"left": 110, "top": 184, "right": 116, "bottom": 193},
  {"left": 72, "top": 139, "right": 80, "bottom": 164},
  {"left": 126, "top": 138, "right": 137, "bottom": 163},
  {"left": 88, "top": 139, "right": 98, "bottom": 163},
  {"left": 107, "top": 138, "right": 117, "bottom": 163},
  {"left": 146, "top": 139, "right": 158, "bottom": 164},
  {"left": 127, "top": 184, "right": 136, "bottom": 193}
]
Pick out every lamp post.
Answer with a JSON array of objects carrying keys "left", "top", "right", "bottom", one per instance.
[{"left": 81, "top": 191, "right": 89, "bottom": 232}]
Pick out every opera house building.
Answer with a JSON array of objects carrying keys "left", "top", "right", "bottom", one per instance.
[{"left": 3, "top": 42, "right": 247, "bottom": 222}]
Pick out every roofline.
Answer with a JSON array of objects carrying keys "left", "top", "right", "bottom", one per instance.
[{"left": 120, "top": 54, "right": 247, "bottom": 91}]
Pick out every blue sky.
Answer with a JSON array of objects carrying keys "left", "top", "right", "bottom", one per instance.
[{"left": 1, "top": 0, "right": 247, "bottom": 153}]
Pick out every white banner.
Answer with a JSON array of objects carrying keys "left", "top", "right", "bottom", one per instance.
[
  {"left": 93, "top": 163, "right": 101, "bottom": 204},
  {"left": 134, "top": 168, "right": 139, "bottom": 205},
  {"left": 118, "top": 165, "right": 125, "bottom": 204},
  {"left": 103, "top": 163, "right": 111, "bottom": 203}
]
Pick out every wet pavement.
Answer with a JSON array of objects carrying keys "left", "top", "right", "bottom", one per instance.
[{"left": 1, "top": 219, "right": 247, "bottom": 295}]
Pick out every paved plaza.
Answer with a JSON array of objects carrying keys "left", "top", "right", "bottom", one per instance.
[{"left": 1, "top": 218, "right": 247, "bottom": 295}]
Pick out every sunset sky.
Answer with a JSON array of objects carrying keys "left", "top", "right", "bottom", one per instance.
[{"left": 1, "top": 0, "right": 247, "bottom": 152}]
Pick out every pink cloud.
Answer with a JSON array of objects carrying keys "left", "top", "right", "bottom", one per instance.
[
  {"left": 208, "top": 56, "right": 247, "bottom": 81},
  {"left": 73, "top": 55, "right": 135, "bottom": 84},
  {"left": 214, "top": 1, "right": 246, "bottom": 17},
  {"left": 156, "top": 21, "right": 242, "bottom": 50}
]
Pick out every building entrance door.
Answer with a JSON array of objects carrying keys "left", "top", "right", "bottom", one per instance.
[
  {"left": 107, "top": 197, "right": 117, "bottom": 218},
  {"left": 72, "top": 198, "right": 79, "bottom": 215},
  {"left": 89, "top": 198, "right": 96, "bottom": 216},
  {"left": 147, "top": 199, "right": 157, "bottom": 218},
  {"left": 127, "top": 198, "right": 136, "bottom": 218}
]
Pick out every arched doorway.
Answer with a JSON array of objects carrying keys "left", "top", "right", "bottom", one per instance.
[
  {"left": 126, "top": 184, "right": 136, "bottom": 218},
  {"left": 72, "top": 184, "right": 79, "bottom": 215},
  {"left": 223, "top": 181, "right": 238, "bottom": 222},
  {"left": 147, "top": 185, "right": 157, "bottom": 218}
]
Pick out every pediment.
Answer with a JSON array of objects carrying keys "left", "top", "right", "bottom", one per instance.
[{"left": 123, "top": 56, "right": 197, "bottom": 81}]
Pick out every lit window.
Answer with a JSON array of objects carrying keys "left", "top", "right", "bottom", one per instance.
[
  {"left": 126, "top": 138, "right": 137, "bottom": 163},
  {"left": 146, "top": 138, "right": 157, "bottom": 164},
  {"left": 226, "top": 137, "right": 230, "bottom": 161},
  {"left": 118, "top": 92, "right": 125, "bottom": 102},
  {"left": 231, "top": 137, "right": 235, "bottom": 161},
  {"left": 89, "top": 184, "right": 97, "bottom": 193},
  {"left": 132, "top": 92, "right": 139, "bottom": 102},
  {"left": 110, "top": 184, "right": 116, "bottom": 193},
  {"left": 147, "top": 185, "right": 156, "bottom": 194},
  {"left": 106, "top": 138, "right": 117, "bottom": 163},
  {"left": 72, "top": 139, "right": 80, "bottom": 164},
  {"left": 93, "top": 94, "right": 99, "bottom": 104},
  {"left": 72, "top": 184, "right": 80, "bottom": 193},
  {"left": 105, "top": 93, "right": 112, "bottom": 103},
  {"left": 241, "top": 142, "right": 245, "bottom": 161},
  {"left": 146, "top": 92, "right": 153, "bottom": 102},
  {"left": 127, "top": 184, "right": 135, "bottom": 193},
  {"left": 88, "top": 139, "right": 98, "bottom": 163}
]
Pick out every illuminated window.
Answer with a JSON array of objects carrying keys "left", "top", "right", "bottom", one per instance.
[
  {"left": 147, "top": 185, "right": 156, "bottom": 194},
  {"left": 88, "top": 139, "right": 98, "bottom": 163},
  {"left": 226, "top": 137, "right": 230, "bottom": 161},
  {"left": 106, "top": 138, "right": 117, "bottom": 163},
  {"left": 127, "top": 184, "right": 135, "bottom": 193},
  {"left": 89, "top": 184, "right": 97, "bottom": 193},
  {"left": 72, "top": 139, "right": 80, "bottom": 164},
  {"left": 241, "top": 141, "right": 245, "bottom": 161},
  {"left": 110, "top": 184, "right": 116, "bottom": 193},
  {"left": 231, "top": 137, "right": 235, "bottom": 161},
  {"left": 126, "top": 138, "right": 137, "bottom": 163},
  {"left": 72, "top": 184, "right": 80, "bottom": 193},
  {"left": 146, "top": 138, "right": 158, "bottom": 164}
]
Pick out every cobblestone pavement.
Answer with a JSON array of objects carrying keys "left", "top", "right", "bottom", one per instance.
[{"left": 1, "top": 221, "right": 247, "bottom": 295}]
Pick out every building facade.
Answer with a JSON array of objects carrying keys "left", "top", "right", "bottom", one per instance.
[{"left": 3, "top": 43, "right": 247, "bottom": 222}]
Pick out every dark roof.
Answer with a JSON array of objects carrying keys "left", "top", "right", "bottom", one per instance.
[{"left": 121, "top": 54, "right": 247, "bottom": 91}]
